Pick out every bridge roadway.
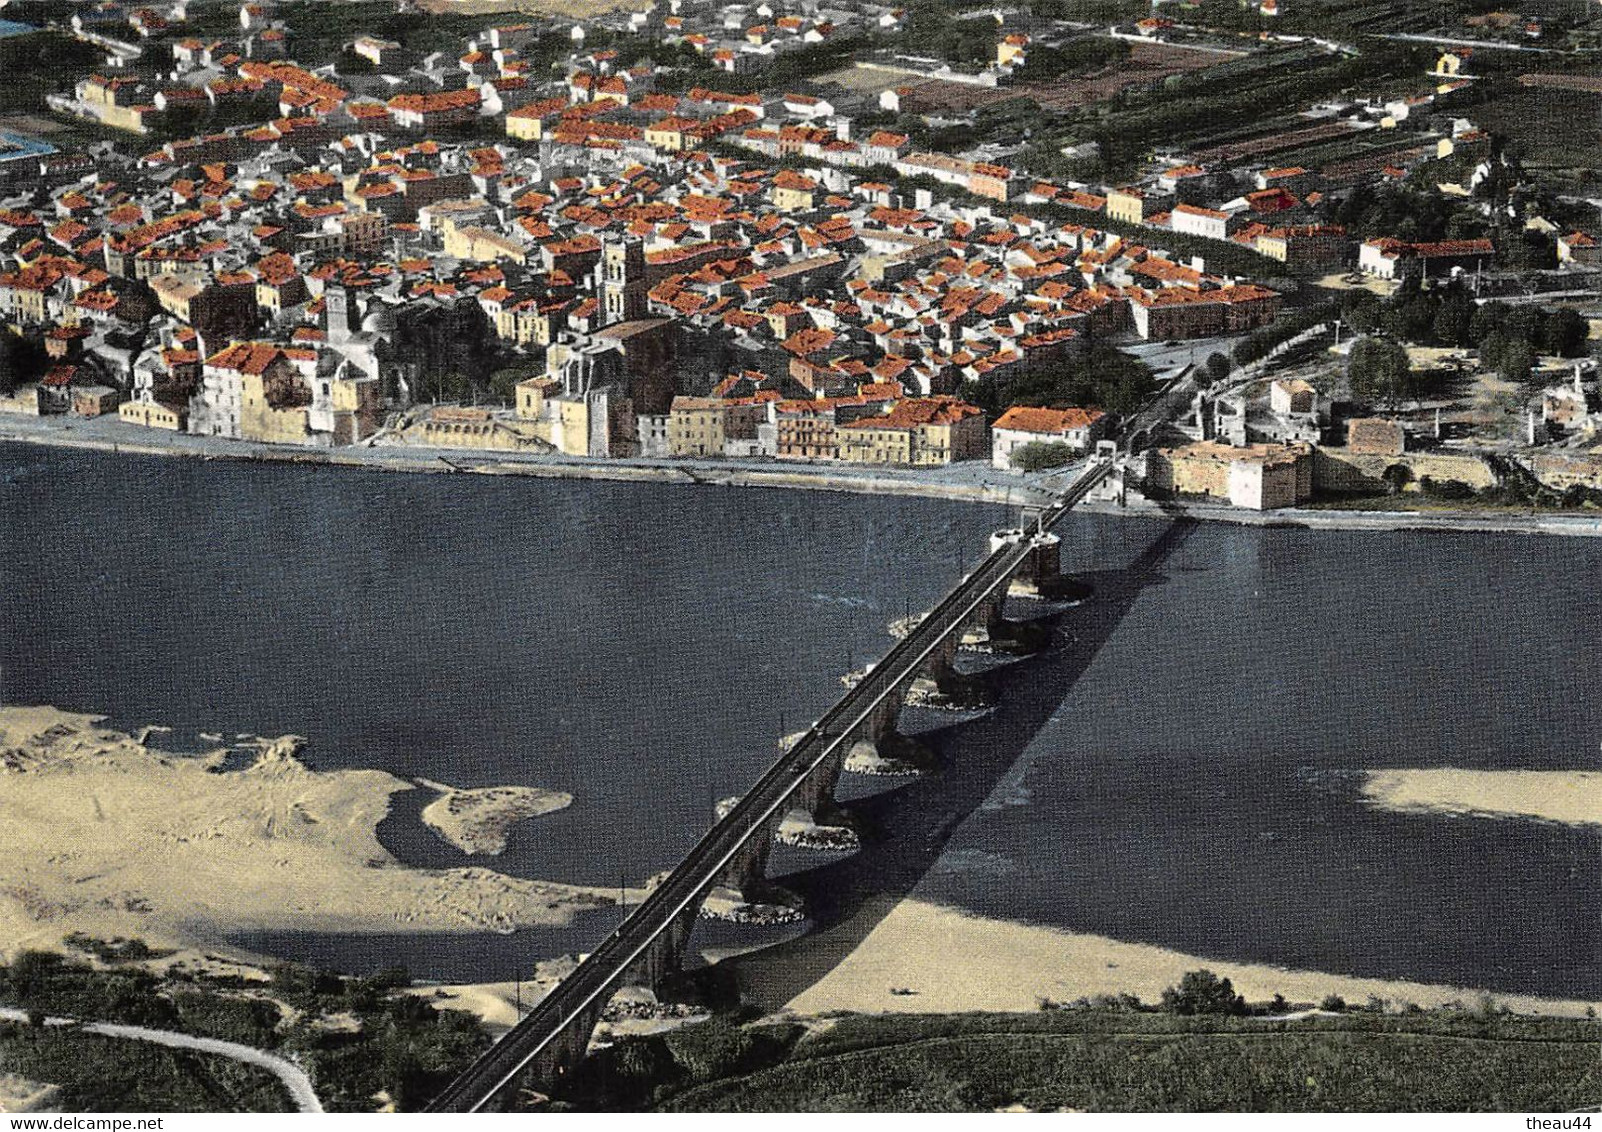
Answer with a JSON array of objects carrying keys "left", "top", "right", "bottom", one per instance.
[{"left": 425, "top": 458, "right": 1113, "bottom": 1113}]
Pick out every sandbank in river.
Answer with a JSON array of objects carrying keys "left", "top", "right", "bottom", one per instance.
[
  {"left": 0, "top": 705, "right": 609, "bottom": 961},
  {"left": 1360, "top": 769, "right": 1601, "bottom": 827}
]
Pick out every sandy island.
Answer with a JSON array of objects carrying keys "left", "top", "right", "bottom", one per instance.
[
  {"left": 1360, "top": 769, "right": 1601, "bottom": 826},
  {"left": 0, "top": 706, "right": 612, "bottom": 961},
  {"left": 733, "top": 897, "right": 1602, "bottom": 1020},
  {"left": 418, "top": 779, "right": 573, "bottom": 856}
]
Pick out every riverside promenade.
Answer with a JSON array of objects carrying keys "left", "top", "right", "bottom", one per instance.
[{"left": 5, "top": 410, "right": 1601, "bottom": 537}]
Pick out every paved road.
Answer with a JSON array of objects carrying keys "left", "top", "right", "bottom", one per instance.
[
  {"left": 1370, "top": 31, "right": 1562, "bottom": 53},
  {"left": 425, "top": 460, "right": 1112, "bottom": 1113},
  {"left": 0, "top": 1006, "right": 323, "bottom": 1113}
]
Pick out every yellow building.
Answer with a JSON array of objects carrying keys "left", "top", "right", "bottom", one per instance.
[
  {"left": 1105, "top": 187, "right": 1147, "bottom": 225},
  {"left": 120, "top": 399, "right": 187, "bottom": 430},
  {"left": 997, "top": 33, "right": 1029, "bottom": 66},
  {"left": 836, "top": 397, "right": 987, "bottom": 466},
  {"left": 1146, "top": 441, "right": 1313, "bottom": 510},
  {"left": 239, "top": 370, "right": 314, "bottom": 444},
  {"left": 514, "top": 375, "right": 560, "bottom": 420},
  {"left": 555, "top": 395, "right": 592, "bottom": 456},
  {"left": 0, "top": 385, "right": 41, "bottom": 415},
  {"left": 506, "top": 109, "right": 543, "bottom": 141},
  {"left": 500, "top": 301, "right": 548, "bottom": 346},
  {"left": 837, "top": 419, "right": 912, "bottom": 464},
  {"left": 644, "top": 116, "right": 697, "bottom": 152},
  {"left": 407, "top": 406, "right": 547, "bottom": 450},
  {"left": 442, "top": 224, "right": 529, "bottom": 265},
  {"left": 504, "top": 96, "right": 568, "bottom": 140},
  {"left": 770, "top": 170, "right": 820, "bottom": 213},
  {"left": 149, "top": 272, "right": 207, "bottom": 321},
  {"left": 327, "top": 374, "right": 381, "bottom": 444},
  {"left": 75, "top": 74, "right": 156, "bottom": 133},
  {"left": 667, "top": 396, "right": 726, "bottom": 457}
]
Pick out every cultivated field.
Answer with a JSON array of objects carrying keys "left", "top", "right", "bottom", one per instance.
[
  {"left": 825, "top": 41, "right": 1237, "bottom": 116},
  {"left": 1190, "top": 118, "right": 1364, "bottom": 165},
  {"left": 417, "top": 0, "right": 634, "bottom": 16}
]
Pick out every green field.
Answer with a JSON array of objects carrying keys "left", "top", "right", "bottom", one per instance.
[
  {"left": 1475, "top": 84, "right": 1602, "bottom": 178},
  {"left": 561, "top": 1010, "right": 1602, "bottom": 1113}
]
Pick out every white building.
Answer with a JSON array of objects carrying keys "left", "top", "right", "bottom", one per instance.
[{"left": 990, "top": 404, "right": 1108, "bottom": 470}]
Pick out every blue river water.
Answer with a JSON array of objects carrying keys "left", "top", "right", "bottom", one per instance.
[{"left": 0, "top": 442, "right": 1596, "bottom": 997}]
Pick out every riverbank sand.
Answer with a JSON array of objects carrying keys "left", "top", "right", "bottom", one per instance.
[
  {"left": 731, "top": 767, "right": 1601, "bottom": 1018},
  {"left": 736, "top": 897, "right": 1601, "bottom": 1020},
  {"left": 0, "top": 706, "right": 612, "bottom": 960}
]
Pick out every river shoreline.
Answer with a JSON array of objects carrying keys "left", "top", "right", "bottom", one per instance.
[
  {"left": 0, "top": 705, "right": 615, "bottom": 965},
  {"left": 5, "top": 416, "right": 1602, "bottom": 537},
  {"left": 732, "top": 898, "right": 1602, "bottom": 1021}
]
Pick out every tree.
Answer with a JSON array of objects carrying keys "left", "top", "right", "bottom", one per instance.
[
  {"left": 1432, "top": 293, "right": 1474, "bottom": 347},
  {"left": 1348, "top": 336, "right": 1413, "bottom": 406},
  {"left": 0, "top": 333, "right": 19, "bottom": 396},
  {"left": 1011, "top": 441, "right": 1077, "bottom": 472},
  {"left": 1541, "top": 308, "right": 1586, "bottom": 358},
  {"left": 1204, "top": 351, "right": 1232, "bottom": 386},
  {"left": 0, "top": 330, "right": 43, "bottom": 396},
  {"left": 338, "top": 47, "right": 378, "bottom": 75},
  {"left": 1497, "top": 338, "right": 1537, "bottom": 386},
  {"left": 1479, "top": 329, "right": 1510, "bottom": 374},
  {"left": 1341, "top": 290, "right": 1383, "bottom": 336},
  {"left": 967, "top": 343, "right": 1155, "bottom": 420},
  {"left": 1161, "top": 969, "right": 1246, "bottom": 1016},
  {"left": 1382, "top": 463, "right": 1413, "bottom": 493},
  {"left": 1382, "top": 287, "right": 1436, "bottom": 344},
  {"left": 1320, "top": 994, "right": 1348, "bottom": 1013},
  {"left": 1468, "top": 301, "right": 1509, "bottom": 345},
  {"left": 489, "top": 363, "right": 540, "bottom": 405},
  {"left": 1503, "top": 305, "right": 1542, "bottom": 346}
]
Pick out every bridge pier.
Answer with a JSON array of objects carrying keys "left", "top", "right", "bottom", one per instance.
[
  {"left": 701, "top": 800, "right": 802, "bottom": 923},
  {"left": 775, "top": 743, "right": 858, "bottom": 850},
  {"left": 894, "top": 589, "right": 1049, "bottom": 656},
  {"left": 621, "top": 905, "right": 698, "bottom": 989},
  {"left": 422, "top": 462, "right": 1122, "bottom": 1116},
  {"left": 993, "top": 528, "right": 1087, "bottom": 601},
  {"left": 957, "top": 587, "right": 1053, "bottom": 655},
  {"left": 906, "top": 629, "right": 993, "bottom": 710},
  {"left": 841, "top": 691, "right": 929, "bottom": 776}
]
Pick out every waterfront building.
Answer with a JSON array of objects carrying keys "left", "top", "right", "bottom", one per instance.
[
  {"left": 1146, "top": 440, "right": 1314, "bottom": 510},
  {"left": 836, "top": 397, "right": 987, "bottom": 466},
  {"left": 991, "top": 405, "right": 1109, "bottom": 470}
]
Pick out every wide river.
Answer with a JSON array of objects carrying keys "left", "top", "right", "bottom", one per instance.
[{"left": 1, "top": 442, "right": 1596, "bottom": 998}]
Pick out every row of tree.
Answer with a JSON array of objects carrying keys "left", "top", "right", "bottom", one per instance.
[
  {"left": 962, "top": 342, "right": 1159, "bottom": 421},
  {"left": 0, "top": 329, "right": 46, "bottom": 397},
  {"left": 1342, "top": 283, "right": 1587, "bottom": 361}
]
